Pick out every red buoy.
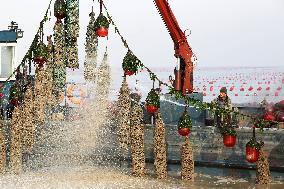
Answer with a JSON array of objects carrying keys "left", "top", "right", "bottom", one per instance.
[
  {"left": 178, "top": 127, "right": 190, "bottom": 136},
  {"left": 34, "top": 56, "right": 46, "bottom": 67},
  {"left": 246, "top": 147, "right": 260, "bottom": 163},
  {"left": 257, "top": 87, "right": 262, "bottom": 91},
  {"left": 263, "top": 112, "right": 275, "bottom": 121},
  {"left": 248, "top": 86, "right": 253, "bottom": 91},
  {"left": 124, "top": 70, "right": 135, "bottom": 76},
  {"left": 276, "top": 112, "right": 284, "bottom": 122},
  {"left": 146, "top": 105, "right": 159, "bottom": 114},
  {"left": 96, "top": 27, "right": 108, "bottom": 37},
  {"left": 223, "top": 135, "right": 236, "bottom": 147},
  {"left": 11, "top": 99, "right": 19, "bottom": 106}
]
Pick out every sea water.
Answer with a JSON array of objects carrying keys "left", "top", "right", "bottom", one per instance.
[{"left": 66, "top": 66, "right": 284, "bottom": 106}]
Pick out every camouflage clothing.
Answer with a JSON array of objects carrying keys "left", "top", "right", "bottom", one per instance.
[{"left": 212, "top": 95, "right": 232, "bottom": 127}]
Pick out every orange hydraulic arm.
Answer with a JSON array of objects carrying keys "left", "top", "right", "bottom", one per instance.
[{"left": 153, "top": 0, "right": 194, "bottom": 94}]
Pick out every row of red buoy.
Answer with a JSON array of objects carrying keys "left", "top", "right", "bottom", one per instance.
[
  {"left": 201, "top": 92, "right": 282, "bottom": 97},
  {"left": 194, "top": 86, "right": 282, "bottom": 92}
]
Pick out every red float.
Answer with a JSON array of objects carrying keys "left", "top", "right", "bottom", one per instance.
[
  {"left": 246, "top": 146, "right": 260, "bottom": 163},
  {"left": 11, "top": 99, "right": 18, "bottom": 106},
  {"left": 0, "top": 92, "right": 4, "bottom": 98},
  {"left": 263, "top": 112, "right": 275, "bottom": 121},
  {"left": 223, "top": 135, "right": 236, "bottom": 147},
  {"left": 276, "top": 112, "right": 284, "bottom": 122},
  {"left": 146, "top": 105, "right": 159, "bottom": 114},
  {"left": 178, "top": 127, "right": 190, "bottom": 136},
  {"left": 124, "top": 70, "right": 135, "bottom": 76},
  {"left": 248, "top": 86, "right": 253, "bottom": 91},
  {"left": 257, "top": 87, "right": 262, "bottom": 91},
  {"left": 96, "top": 27, "right": 108, "bottom": 37},
  {"left": 34, "top": 56, "right": 46, "bottom": 67},
  {"left": 55, "top": 13, "right": 65, "bottom": 23}
]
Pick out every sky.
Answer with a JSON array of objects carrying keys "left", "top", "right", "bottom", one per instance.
[{"left": 0, "top": 0, "right": 284, "bottom": 69}]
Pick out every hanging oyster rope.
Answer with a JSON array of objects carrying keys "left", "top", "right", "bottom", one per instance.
[
  {"left": 21, "top": 85, "right": 36, "bottom": 153},
  {"left": 154, "top": 112, "right": 167, "bottom": 179},
  {"left": 66, "top": 40, "right": 79, "bottom": 69},
  {"left": 0, "top": 121, "right": 6, "bottom": 174},
  {"left": 117, "top": 77, "right": 131, "bottom": 151},
  {"left": 181, "top": 137, "right": 194, "bottom": 181},
  {"left": 130, "top": 101, "right": 146, "bottom": 177},
  {"left": 91, "top": 52, "right": 111, "bottom": 132},
  {"left": 10, "top": 106, "right": 23, "bottom": 173},
  {"left": 95, "top": 52, "right": 110, "bottom": 99},
  {"left": 256, "top": 145, "right": 270, "bottom": 184},
  {"left": 84, "top": 11, "right": 98, "bottom": 81},
  {"left": 53, "top": 21, "right": 66, "bottom": 96},
  {"left": 34, "top": 66, "right": 47, "bottom": 124},
  {"left": 45, "top": 36, "right": 56, "bottom": 108},
  {"left": 65, "top": 0, "right": 79, "bottom": 69}
]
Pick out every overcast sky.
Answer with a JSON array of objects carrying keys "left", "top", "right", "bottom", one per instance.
[{"left": 0, "top": 0, "right": 283, "bottom": 69}]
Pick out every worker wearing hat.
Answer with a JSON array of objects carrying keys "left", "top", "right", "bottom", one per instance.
[{"left": 212, "top": 87, "right": 232, "bottom": 128}]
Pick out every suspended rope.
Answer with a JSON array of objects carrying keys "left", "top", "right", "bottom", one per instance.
[
  {"left": 65, "top": 0, "right": 79, "bottom": 69},
  {"left": 10, "top": 106, "right": 23, "bottom": 174},
  {"left": 96, "top": 51, "right": 110, "bottom": 99},
  {"left": 21, "top": 84, "right": 36, "bottom": 154},
  {"left": 256, "top": 142, "right": 270, "bottom": 184},
  {"left": 181, "top": 137, "right": 194, "bottom": 181},
  {"left": 92, "top": 51, "right": 111, "bottom": 131},
  {"left": 130, "top": 99, "right": 146, "bottom": 177},
  {"left": 53, "top": 20, "right": 66, "bottom": 98},
  {"left": 34, "top": 66, "right": 47, "bottom": 124},
  {"left": 84, "top": 6, "right": 98, "bottom": 82},
  {"left": 0, "top": 121, "right": 6, "bottom": 174},
  {"left": 45, "top": 35, "right": 56, "bottom": 108},
  {"left": 154, "top": 111, "right": 167, "bottom": 179},
  {"left": 117, "top": 77, "right": 132, "bottom": 151}
]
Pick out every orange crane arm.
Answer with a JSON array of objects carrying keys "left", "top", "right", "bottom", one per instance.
[{"left": 153, "top": 0, "right": 194, "bottom": 94}]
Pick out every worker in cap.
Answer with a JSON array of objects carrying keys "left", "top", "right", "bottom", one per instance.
[
  {"left": 220, "top": 87, "right": 227, "bottom": 95},
  {"left": 212, "top": 87, "right": 232, "bottom": 128}
]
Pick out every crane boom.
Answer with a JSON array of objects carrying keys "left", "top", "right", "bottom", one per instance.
[{"left": 153, "top": 0, "right": 194, "bottom": 94}]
